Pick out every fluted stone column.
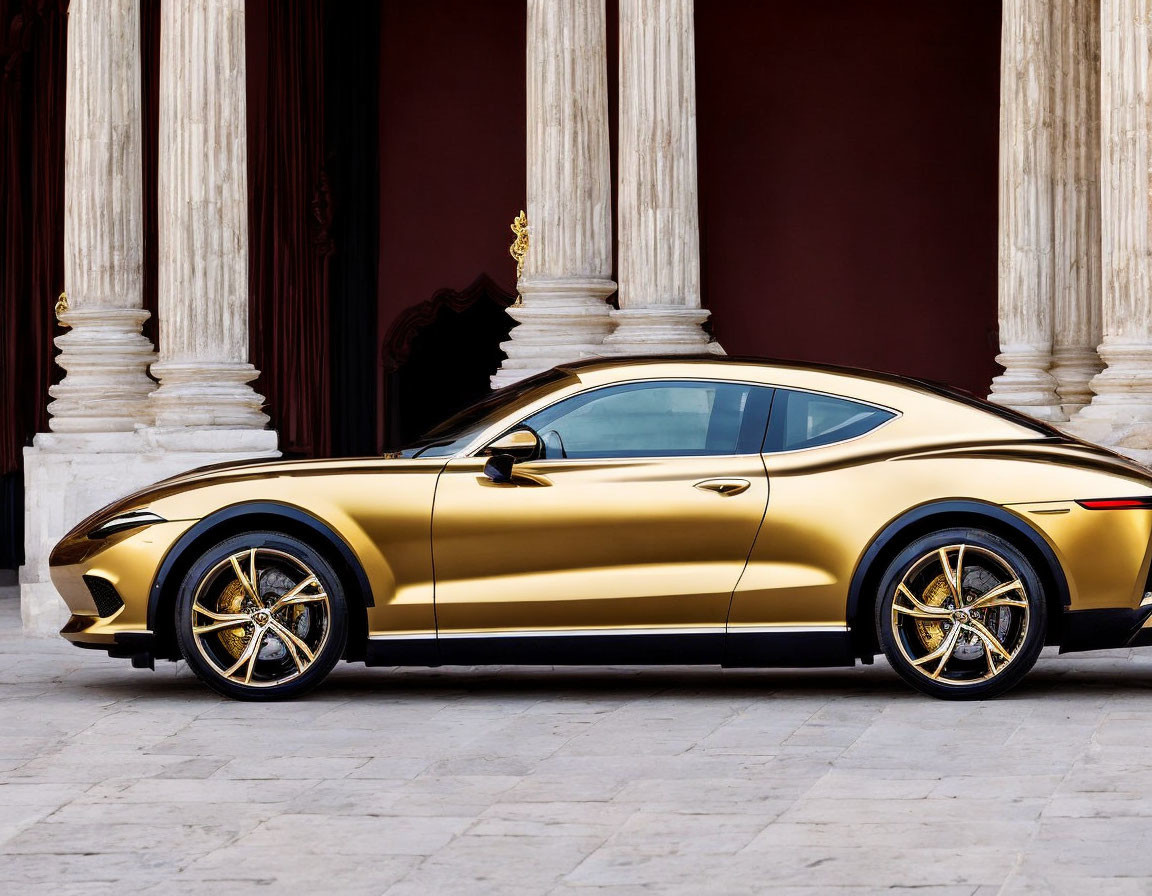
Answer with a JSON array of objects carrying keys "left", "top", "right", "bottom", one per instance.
[
  {"left": 491, "top": 0, "right": 616, "bottom": 388},
  {"left": 147, "top": 0, "right": 273, "bottom": 440},
  {"left": 989, "top": 0, "right": 1064, "bottom": 421},
  {"left": 1068, "top": 0, "right": 1152, "bottom": 460},
  {"left": 1050, "top": 0, "right": 1102, "bottom": 417},
  {"left": 50, "top": 0, "right": 156, "bottom": 432},
  {"left": 605, "top": 0, "right": 719, "bottom": 355}
]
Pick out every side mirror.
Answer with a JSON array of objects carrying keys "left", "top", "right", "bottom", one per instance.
[
  {"left": 482, "top": 427, "right": 543, "bottom": 461},
  {"left": 483, "top": 454, "right": 516, "bottom": 484},
  {"left": 481, "top": 427, "right": 543, "bottom": 483}
]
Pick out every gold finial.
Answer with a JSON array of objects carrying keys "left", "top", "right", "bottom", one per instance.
[
  {"left": 55, "top": 290, "right": 70, "bottom": 326},
  {"left": 509, "top": 209, "right": 529, "bottom": 287}
]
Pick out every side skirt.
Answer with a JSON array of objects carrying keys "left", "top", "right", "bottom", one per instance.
[
  {"left": 363, "top": 628, "right": 856, "bottom": 669},
  {"left": 1059, "top": 605, "right": 1152, "bottom": 654}
]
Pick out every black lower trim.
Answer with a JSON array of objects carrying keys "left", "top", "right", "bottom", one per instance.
[
  {"left": 438, "top": 633, "right": 726, "bottom": 667},
  {"left": 723, "top": 631, "right": 855, "bottom": 668},
  {"left": 363, "top": 630, "right": 856, "bottom": 670},
  {"left": 1059, "top": 605, "right": 1152, "bottom": 653},
  {"left": 67, "top": 629, "right": 156, "bottom": 666},
  {"left": 364, "top": 638, "right": 440, "bottom": 667}
]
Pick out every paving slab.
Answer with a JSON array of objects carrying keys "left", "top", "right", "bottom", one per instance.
[{"left": 2, "top": 585, "right": 1152, "bottom": 893}]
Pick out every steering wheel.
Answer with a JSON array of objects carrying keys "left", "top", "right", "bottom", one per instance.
[{"left": 541, "top": 429, "right": 567, "bottom": 459}]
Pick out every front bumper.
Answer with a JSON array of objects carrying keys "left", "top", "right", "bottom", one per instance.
[{"left": 50, "top": 518, "right": 197, "bottom": 662}]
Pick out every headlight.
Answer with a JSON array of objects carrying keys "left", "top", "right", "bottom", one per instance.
[{"left": 87, "top": 510, "right": 168, "bottom": 539}]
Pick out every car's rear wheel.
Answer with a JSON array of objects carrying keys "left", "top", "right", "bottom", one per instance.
[
  {"left": 875, "top": 528, "right": 1046, "bottom": 700},
  {"left": 175, "top": 532, "right": 348, "bottom": 700}
]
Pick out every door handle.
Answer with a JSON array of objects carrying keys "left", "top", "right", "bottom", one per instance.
[{"left": 694, "top": 478, "right": 751, "bottom": 496}]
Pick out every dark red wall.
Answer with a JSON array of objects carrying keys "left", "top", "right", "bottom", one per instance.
[
  {"left": 378, "top": 1, "right": 526, "bottom": 336},
  {"left": 696, "top": 1, "right": 1002, "bottom": 396}
]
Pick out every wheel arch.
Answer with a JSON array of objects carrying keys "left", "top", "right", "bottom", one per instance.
[
  {"left": 846, "top": 499, "right": 1070, "bottom": 660},
  {"left": 147, "top": 501, "right": 373, "bottom": 662}
]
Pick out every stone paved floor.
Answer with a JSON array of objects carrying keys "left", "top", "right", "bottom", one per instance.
[{"left": 3, "top": 587, "right": 1152, "bottom": 894}]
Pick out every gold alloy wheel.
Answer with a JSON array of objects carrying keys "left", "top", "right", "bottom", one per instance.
[
  {"left": 190, "top": 547, "right": 331, "bottom": 688},
  {"left": 890, "top": 544, "right": 1030, "bottom": 686}
]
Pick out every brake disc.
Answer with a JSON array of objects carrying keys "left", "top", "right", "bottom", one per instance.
[{"left": 914, "top": 566, "right": 1011, "bottom": 661}]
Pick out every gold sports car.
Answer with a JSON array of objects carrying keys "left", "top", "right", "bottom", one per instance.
[{"left": 52, "top": 357, "right": 1152, "bottom": 700}]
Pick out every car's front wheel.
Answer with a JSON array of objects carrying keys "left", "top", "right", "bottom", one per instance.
[
  {"left": 876, "top": 528, "right": 1047, "bottom": 700},
  {"left": 175, "top": 532, "right": 348, "bottom": 700}
]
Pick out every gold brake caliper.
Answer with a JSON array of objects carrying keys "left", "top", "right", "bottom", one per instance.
[
  {"left": 216, "top": 579, "right": 250, "bottom": 659},
  {"left": 914, "top": 574, "right": 953, "bottom": 652}
]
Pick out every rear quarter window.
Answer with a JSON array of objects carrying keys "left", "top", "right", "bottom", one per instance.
[{"left": 765, "top": 389, "right": 896, "bottom": 452}]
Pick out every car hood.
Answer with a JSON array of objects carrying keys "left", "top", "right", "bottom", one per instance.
[{"left": 66, "top": 455, "right": 443, "bottom": 538}]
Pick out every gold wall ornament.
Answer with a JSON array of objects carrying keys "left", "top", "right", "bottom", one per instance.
[
  {"left": 509, "top": 210, "right": 529, "bottom": 304},
  {"left": 55, "top": 290, "right": 70, "bottom": 326}
]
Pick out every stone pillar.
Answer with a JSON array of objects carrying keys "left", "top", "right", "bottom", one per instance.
[
  {"left": 1068, "top": 0, "right": 1152, "bottom": 461},
  {"left": 146, "top": 0, "right": 274, "bottom": 438},
  {"left": 21, "top": 0, "right": 160, "bottom": 634},
  {"left": 22, "top": 0, "right": 277, "bottom": 636},
  {"left": 988, "top": 0, "right": 1064, "bottom": 421},
  {"left": 50, "top": 0, "right": 155, "bottom": 431},
  {"left": 606, "top": 0, "right": 719, "bottom": 355},
  {"left": 1050, "top": 0, "right": 1102, "bottom": 417},
  {"left": 491, "top": 0, "right": 616, "bottom": 389}
]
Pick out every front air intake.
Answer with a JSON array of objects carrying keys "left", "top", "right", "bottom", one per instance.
[{"left": 82, "top": 575, "right": 124, "bottom": 618}]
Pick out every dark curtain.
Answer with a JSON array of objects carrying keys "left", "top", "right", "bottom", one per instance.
[
  {"left": 325, "top": 0, "right": 379, "bottom": 458},
  {"left": 0, "top": 0, "right": 67, "bottom": 568},
  {"left": 247, "top": 0, "right": 333, "bottom": 458}
]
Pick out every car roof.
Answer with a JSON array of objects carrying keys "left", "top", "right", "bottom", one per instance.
[{"left": 555, "top": 354, "right": 1065, "bottom": 439}]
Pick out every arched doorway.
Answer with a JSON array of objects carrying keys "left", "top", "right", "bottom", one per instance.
[{"left": 380, "top": 275, "right": 516, "bottom": 451}]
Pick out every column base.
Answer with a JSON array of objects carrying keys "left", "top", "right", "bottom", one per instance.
[
  {"left": 148, "top": 361, "right": 270, "bottom": 429},
  {"left": 47, "top": 309, "right": 157, "bottom": 432},
  {"left": 19, "top": 429, "right": 280, "bottom": 636},
  {"left": 987, "top": 346, "right": 1065, "bottom": 422},
  {"left": 602, "top": 307, "right": 725, "bottom": 356},
  {"left": 1064, "top": 342, "right": 1152, "bottom": 464},
  {"left": 491, "top": 277, "right": 616, "bottom": 389},
  {"left": 1051, "top": 346, "right": 1103, "bottom": 418}
]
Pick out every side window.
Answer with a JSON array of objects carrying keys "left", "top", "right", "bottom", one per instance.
[
  {"left": 765, "top": 389, "right": 895, "bottom": 452},
  {"left": 521, "top": 380, "right": 773, "bottom": 459}
]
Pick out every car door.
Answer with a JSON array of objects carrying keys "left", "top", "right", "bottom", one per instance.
[
  {"left": 430, "top": 379, "right": 773, "bottom": 652},
  {"left": 725, "top": 387, "right": 900, "bottom": 666}
]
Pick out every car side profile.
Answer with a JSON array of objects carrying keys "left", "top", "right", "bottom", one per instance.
[{"left": 51, "top": 356, "right": 1152, "bottom": 700}]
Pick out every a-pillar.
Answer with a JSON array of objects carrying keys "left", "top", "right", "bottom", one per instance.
[
  {"left": 988, "top": 0, "right": 1064, "bottom": 421},
  {"left": 491, "top": 0, "right": 616, "bottom": 388},
  {"left": 605, "top": 0, "right": 721, "bottom": 355},
  {"left": 1068, "top": 0, "right": 1152, "bottom": 462}
]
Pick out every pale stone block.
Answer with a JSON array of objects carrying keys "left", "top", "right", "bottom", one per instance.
[{"left": 20, "top": 430, "right": 279, "bottom": 637}]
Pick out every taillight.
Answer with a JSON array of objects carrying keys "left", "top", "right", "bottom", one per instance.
[{"left": 1076, "top": 497, "right": 1152, "bottom": 510}]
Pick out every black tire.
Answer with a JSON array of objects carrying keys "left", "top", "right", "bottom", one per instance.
[
  {"left": 875, "top": 527, "right": 1046, "bottom": 700},
  {"left": 175, "top": 531, "right": 348, "bottom": 701}
]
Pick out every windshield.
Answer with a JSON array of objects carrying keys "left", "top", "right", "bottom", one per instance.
[{"left": 399, "top": 368, "right": 574, "bottom": 458}]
